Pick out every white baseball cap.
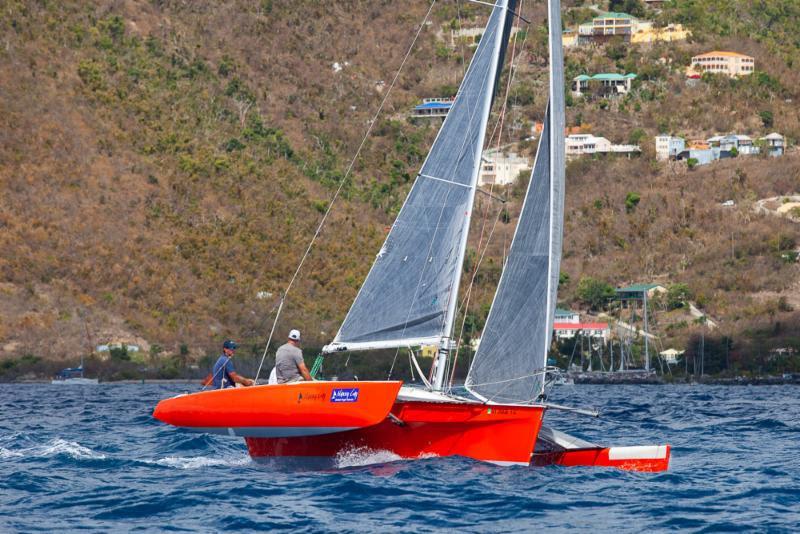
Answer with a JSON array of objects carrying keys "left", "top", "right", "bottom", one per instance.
[{"left": 288, "top": 329, "right": 301, "bottom": 341}]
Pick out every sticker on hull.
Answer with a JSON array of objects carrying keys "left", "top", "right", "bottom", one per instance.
[{"left": 331, "top": 388, "right": 359, "bottom": 403}]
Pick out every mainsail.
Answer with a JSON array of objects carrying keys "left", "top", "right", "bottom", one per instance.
[
  {"left": 325, "top": 0, "right": 518, "bottom": 353},
  {"left": 466, "top": 0, "right": 565, "bottom": 404}
]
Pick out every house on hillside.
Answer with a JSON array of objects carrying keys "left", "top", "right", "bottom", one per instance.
[
  {"left": 566, "top": 134, "right": 640, "bottom": 157},
  {"left": 411, "top": 97, "right": 454, "bottom": 118},
  {"left": 479, "top": 150, "right": 531, "bottom": 187},
  {"left": 688, "top": 51, "right": 755, "bottom": 78},
  {"left": 655, "top": 134, "right": 686, "bottom": 160},
  {"left": 615, "top": 283, "right": 667, "bottom": 301},
  {"left": 572, "top": 73, "right": 637, "bottom": 98},
  {"left": 572, "top": 12, "right": 688, "bottom": 45},
  {"left": 760, "top": 133, "right": 785, "bottom": 157},
  {"left": 630, "top": 23, "right": 690, "bottom": 44},
  {"left": 659, "top": 348, "right": 684, "bottom": 365},
  {"left": 562, "top": 29, "right": 578, "bottom": 48},
  {"left": 675, "top": 147, "right": 720, "bottom": 166},
  {"left": 578, "top": 12, "right": 637, "bottom": 40},
  {"left": 707, "top": 134, "right": 759, "bottom": 155},
  {"left": 555, "top": 308, "right": 580, "bottom": 324},
  {"left": 553, "top": 322, "right": 611, "bottom": 341}
]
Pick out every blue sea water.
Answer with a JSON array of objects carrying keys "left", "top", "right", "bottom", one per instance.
[{"left": 1, "top": 384, "right": 798, "bottom": 532}]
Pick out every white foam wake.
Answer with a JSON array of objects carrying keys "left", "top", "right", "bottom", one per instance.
[
  {"left": 334, "top": 447, "right": 403, "bottom": 468},
  {"left": 0, "top": 447, "right": 24, "bottom": 459},
  {"left": 151, "top": 455, "right": 251, "bottom": 470},
  {"left": 0, "top": 438, "right": 106, "bottom": 460}
]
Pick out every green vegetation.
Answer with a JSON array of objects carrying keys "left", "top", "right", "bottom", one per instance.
[
  {"left": 624, "top": 192, "right": 641, "bottom": 213},
  {"left": 0, "top": 0, "right": 798, "bottom": 378},
  {"left": 666, "top": 283, "right": 692, "bottom": 310},
  {"left": 576, "top": 277, "right": 615, "bottom": 311}
]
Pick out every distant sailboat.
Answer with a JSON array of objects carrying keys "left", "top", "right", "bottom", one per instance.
[
  {"left": 52, "top": 354, "right": 99, "bottom": 385},
  {"left": 154, "top": 0, "right": 669, "bottom": 471}
]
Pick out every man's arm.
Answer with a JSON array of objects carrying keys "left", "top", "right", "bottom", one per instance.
[
  {"left": 298, "top": 361, "right": 313, "bottom": 381},
  {"left": 230, "top": 372, "right": 254, "bottom": 387}
]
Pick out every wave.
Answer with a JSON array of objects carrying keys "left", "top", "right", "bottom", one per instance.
[
  {"left": 149, "top": 455, "right": 251, "bottom": 470},
  {"left": 0, "top": 437, "right": 107, "bottom": 461},
  {"left": 0, "top": 447, "right": 24, "bottom": 459}
]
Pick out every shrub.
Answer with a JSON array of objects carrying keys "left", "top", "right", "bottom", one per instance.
[
  {"left": 225, "top": 138, "right": 245, "bottom": 152},
  {"left": 110, "top": 345, "right": 130, "bottom": 361},
  {"left": 667, "top": 283, "right": 692, "bottom": 310},
  {"left": 629, "top": 128, "right": 646, "bottom": 145},
  {"left": 625, "top": 192, "right": 641, "bottom": 213},
  {"left": 759, "top": 110, "right": 774, "bottom": 129},
  {"left": 576, "top": 277, "right": 615, "bottom": 310}
]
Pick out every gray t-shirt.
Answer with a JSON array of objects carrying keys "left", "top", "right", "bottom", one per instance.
[{"left": 275, "top": 343, "right": 304, "bottom": 383}]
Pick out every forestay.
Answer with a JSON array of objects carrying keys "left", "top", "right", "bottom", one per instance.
[
  {"left": 466, "top": 0, "right": 565, "bottom": 404},
  {"left": 325, "top": 0, "right": 517, "bottom": 353}
]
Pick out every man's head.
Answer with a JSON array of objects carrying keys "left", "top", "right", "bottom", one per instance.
[
  {"left": 288, "top": 329, "right": 301, "bottom": 346},
  {"left": 222, "top": 339, "right": 238, "bottom": 356}
]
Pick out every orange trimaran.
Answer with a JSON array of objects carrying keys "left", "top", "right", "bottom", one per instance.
[{"left": 154, "top": 0, "right": 669, "bottom": 471}]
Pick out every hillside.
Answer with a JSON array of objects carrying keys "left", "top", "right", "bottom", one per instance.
[{"left": 1, "top": 0, "right": 798, "bottom": 379}]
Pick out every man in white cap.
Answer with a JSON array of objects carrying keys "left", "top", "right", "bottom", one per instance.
[{"left": 274, "top": 329, "right": 312, "bottom": 383}]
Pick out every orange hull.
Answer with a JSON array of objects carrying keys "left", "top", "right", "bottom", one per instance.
[
  {"left": 246, "top": 400, "right": 545, "bottom": 465},
  {"left": 153, "top": 381, "right": 402, "bottom": 437}
]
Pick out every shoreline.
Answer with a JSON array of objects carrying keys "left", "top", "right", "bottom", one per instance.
[{"left": 4, "top": 377, "right": 799, "bottom": 386}]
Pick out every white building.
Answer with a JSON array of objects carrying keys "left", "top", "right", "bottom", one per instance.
[
  {"left": 555, "top": 308, "right": 580, "bottom": 324},
  {"left": 707, "top": 134, "right": 759, "bottom": 155},
  {"left": 572, "top": 73, "right": 637, "bottom": 98},
  {"left": 553, "top": 322, "right": 611, "bottom": 342},
  {"left": 689, "top": 51, "right": 755, "bottom": 77},
  {"left": 479, "top": 150, "right": 531, "bottom": 186},
  {"left": 655, "top": 135, "right": 686, "bottom": 160},
  {"left": 566, "top": 134, "right": 640, "bottom": 157},
  {"left": 760, "top": 132, "right": 785, "bottom": 157},
  {"left": 659, "top": 348, "right": 684, "bottom": 365}
]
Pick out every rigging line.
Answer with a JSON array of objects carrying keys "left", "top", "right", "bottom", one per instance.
[
  {"left": 253, "top": 0, "right": 438, "bottom": 379},
  {"left": 466, "top": 0, "right": 531, "bottom": 23},
  {"left": 468, "top": 368, "right": 551, "bottom": 390},
  {"left": 483, "top": 0, "right": 529, "bottom": 149},
  {"left": 449, "top": 202, "right": 504, "bottom": 388},
  {"left": 476, "top": 187, "right": 507, "bottom": 203},
  {"left": 456, "top": 0, "right": 467, "bottom": 79},
  {"left": 469, "top": 0, "right": 526, "bottom": 262},
  {"left": 253, "top": 295, "right": 284, "bottom": 384}
]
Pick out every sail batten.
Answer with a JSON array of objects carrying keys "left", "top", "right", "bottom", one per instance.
[
  {"left": 328, "top": 1, "right": 517, "bottom": 353},
  {"left": 466, "top": 0, "right": 565, "bottom": 404}
]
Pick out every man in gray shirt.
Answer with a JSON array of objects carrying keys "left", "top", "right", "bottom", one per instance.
[{"left": 274, "top": 329, "right": 312, "bottom": 383}]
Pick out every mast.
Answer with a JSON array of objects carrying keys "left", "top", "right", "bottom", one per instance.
[
  {"left": 465, "top": 0, "right": 565, "bottom": 404},
  {"left": 431, "top": 0, "right": 515, "bottom": 391}
]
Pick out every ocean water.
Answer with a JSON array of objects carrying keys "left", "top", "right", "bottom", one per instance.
[{"left": 0, "top": 384, "right": 798, "bottom": 532}]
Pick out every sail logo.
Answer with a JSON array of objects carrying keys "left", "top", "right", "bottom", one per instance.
[{"left": 330, "top": 388, "right": 359, "bottom": 403}]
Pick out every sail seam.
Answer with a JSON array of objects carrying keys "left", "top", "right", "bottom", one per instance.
[{"left": 419, "top": 173, "right": 474, "bottom": 189}]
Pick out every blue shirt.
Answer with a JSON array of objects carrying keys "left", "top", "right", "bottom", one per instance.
[{"left": 212, "top": 355, "right": 235, "bottom": 389}]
